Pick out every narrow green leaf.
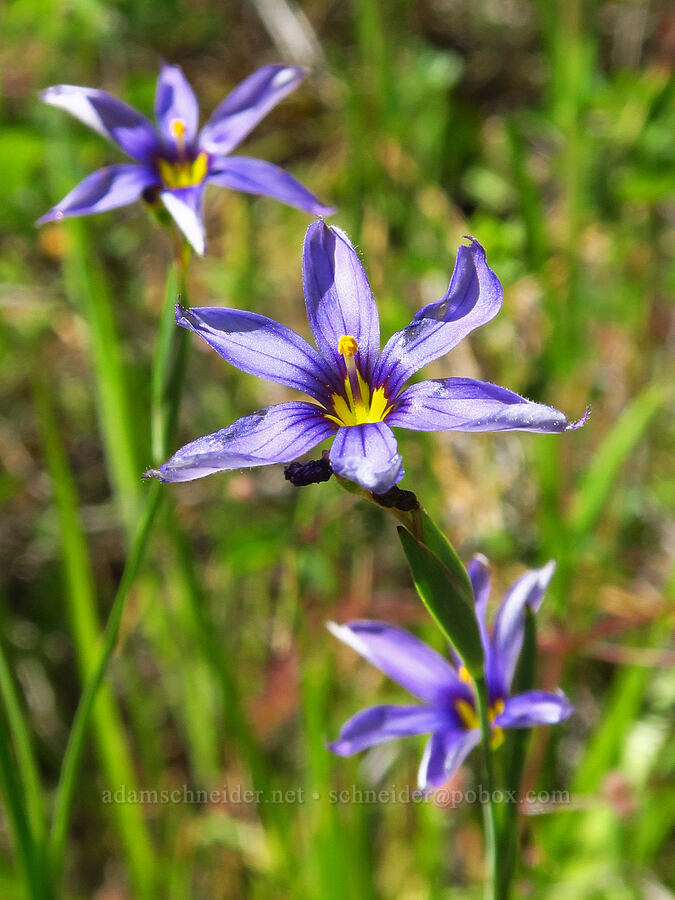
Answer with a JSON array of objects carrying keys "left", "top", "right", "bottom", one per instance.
[
  {"left": 418, "top": 510, "right": 474, "bottom": 607},
  {"left": 398, "top": 527, "right": 483, "bottom": 674},
  {"left": 0, "top": 706, "right": 47, "bottom": 899},
  {"left": 568, "top": 383, "right": 664, "bottom": 543},
  {"left": 0, "top": 640, "right": 46, "bottom": 847},
  {"left": 34, "top": 375, "right": 157, "bottom": 897}
]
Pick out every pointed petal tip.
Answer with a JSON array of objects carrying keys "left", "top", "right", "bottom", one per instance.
[
  {"left": 315, "top": 204, "right": 337, "bottom": 218},
  {"left": 558, "top": 694, "right": 575, "bottom": 721},
  {"left": 540, "top": 559, "right": 557, "bottom": 580},
  {"left": 471, "top": 552, "right": 490, "bottom": 568},
  {"left": 325, "top": 620, "right": 343, "bottom": 639},
  {"left": 326, "top": 738, "right": 352, "bottom": 757},
  {"left": 566, "top": 405, "right": 591, "bottom": 430},
  {"left": 269, "top": 64, "right": 307, "bottom": 88},
  {"left": 39, "top": 84, "right": 68, "bottom": 104},
  {"left": 461, "top": 233, "right": 485, "bottom": 251},
  {"left": 142, "top": 468, "right": 162, "bottom": 481}
]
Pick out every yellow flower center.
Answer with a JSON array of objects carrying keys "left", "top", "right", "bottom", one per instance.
[
  {"left": 454, "top": 695, "right": 506, "bottom": 750},
  {"left": 458, "top": 666, "right": 472, "bottom": 685},
  {"left": 325, "top": 335, "right": 392, "bottom": 427},
  {"left": 158, "top": 151, "right": 209, "bottom": 189}
]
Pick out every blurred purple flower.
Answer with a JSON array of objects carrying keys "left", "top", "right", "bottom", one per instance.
[
  {"left": 146, "top": 221, "right": 587, "bottom": 492},
  {"left": 328, "top": 556, "right": 573, "bottom": 791},
  {"left": 37, "top": 64, "right": 334, "bottom": 254}
]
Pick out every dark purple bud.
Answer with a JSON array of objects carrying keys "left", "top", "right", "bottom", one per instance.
[
  {"left": 372, "top": 485, "right": 419, "bottom": 511},
  {"left": 284, "top": 456, "right": 333, "bottom": 487}
]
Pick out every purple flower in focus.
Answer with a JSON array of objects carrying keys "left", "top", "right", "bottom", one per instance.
[
  {"left": 37, "top": 64, "right": 334, "bottom": 254},
  {"left": 328, "top": 556, "right": 573, "bottom": 791},
  {"left": 145, "top": 220, "right": 587, "bottom": 492}
]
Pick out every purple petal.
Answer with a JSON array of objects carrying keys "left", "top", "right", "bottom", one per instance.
[
  {"left": 328, "top": 705, "right": 454, "bottom": 757},
  {"left": 302, "top": 221, "right": 379, "bottom": 379},
  {"left": 329, "top": 423, "right": 403, "bottom": 493},
  {"left": 37, "top": 164, "right": 158, "bottom": 224},
  {"left": 41, "top": 85, "right": 160, "bottom": 164},
  {"left": 327, "top": 621, "right": 470, "bottom": 706},
  {"left": 160, "top": 187, "right": 206, "bottom": 255},
  {"left": 175, "top": 304, "right": 340, "bottom": 402},
  {"left": 418, "top": 729, "right": 481, "bottom": 790},
  {"left": 467, "top": 554, "right": 491, "bottom": 654},
  {"left": 199, "top": 65, "right": 306, "bottom": 155},
  {"left": 489, "top": 561, "right": 556, "bottom": 698},
  {"left": 155, "top": 64, "right": 200, "bottom": 147},
  {"left": 387, "top": 378, "right": 588, "bottom": 433},
  {"left": 208, "top": 156, "right": 334, "bottom": 216},
  {"left": 373, "top": 239, "right": 503, "bottom": 398},
  {"left": 145, "top": 402, "right": 334, "bottom": 483},
  {"left": 495, "top": 691, "right": 573, "bottom": 729}
]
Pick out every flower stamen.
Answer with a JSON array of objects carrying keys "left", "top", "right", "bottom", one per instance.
[
  {"left": 158, "top": 152, "right": 209, "bottom": 189},
  {"left": 170, "top": 117, "right": 187, "bottom": 151},
  {"left": 325, "top": 335, "right": 393, "bottom": 427}
]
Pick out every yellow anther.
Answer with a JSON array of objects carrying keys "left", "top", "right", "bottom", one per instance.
[
  {"left": 170, "top": 118, "right": 187, "bottom": 141},
  {"left": 191, "top": 151, "right": 208, "bottom": 184},
  {"left": 489, "top": 698, "right": 505, "bottom": 723},
  {"left": 324, "top": 337, "right": 393, "bottom": 427},
  {"left": 455, "top": 699, "right": 479, "bottom": 731},
  {"left": 458, "top": 666, "right": 472, "bottom": 685},
  {"left": 338, "top": 335, "right": 358, "bottom": 358},
  {"left": 158, "top": 152, "right": 209, "bottom": 189}
]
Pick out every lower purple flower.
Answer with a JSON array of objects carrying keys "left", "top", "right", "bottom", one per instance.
[
  {"left": 145, "top": 221, "right": 588, "bottom": 492},
  {"left": 328, "top": 556, "right": 573, "bottom": 791}
]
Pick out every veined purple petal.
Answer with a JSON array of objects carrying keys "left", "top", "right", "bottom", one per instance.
[
  {"left": 329, "top": 423, "right": 403, "bottom": 493},
  {"left": 41, "top": 85, "right": 160, "bottom": 164},
  {"left": 418, "top": 729, "right": 480, "bottom": 790},
  {"left": 373, "top": 239, "right": 503, "bottom": 398},
  {"left": 488, "top": 561, "right": 556, "bottom": 699},
  {"left": 467, "top": 554, "right": 491, "bottom": 655},
  {"left": 155, "top": 64, "right": 199, "bottom": 147},
  {"left": 387, "top": 378, "right": 588, "bottom": 433},
  {"left": 160, "top": 187, "right": 206, "bottom": 255},
  {"left": 207, "top": 156, "right": 334, "bottom": 216},
  {"left": 328, "top": 705, "right": 454, "bottom": 757},
  {"left": 327, "top": 621, "right": 471, "bottom": 706},
  {"left": 495, "top": 690, "right": 573, "bottom": 729},
  {"left": 175, "top": 304, "right": 340, "bottom": 402},
  {"left": 37, "top": 164, "right": 158, "bottom": 224},
  {"left": 199, "top": 65, "right": 306, "bottom": 155},
  {"left": 302, "top": 221, "right": 379, "bottom": 379},
  {"left": 145, "top": 402, "right": 334, "bottom": 483}
]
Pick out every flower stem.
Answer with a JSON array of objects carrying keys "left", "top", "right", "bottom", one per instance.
[
  {"left": 47, "top": 245, "right": 192, "bottom": 890},
  {"left": 47, "top": 479, "right": 163, "bottom": 881},
  {"left": 475, "top": 675, "right": 500, "bottom": 900}
]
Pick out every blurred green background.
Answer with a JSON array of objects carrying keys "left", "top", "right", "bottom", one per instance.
[{"left": 1, "top": 0, "right": 673, "bottom": 897}]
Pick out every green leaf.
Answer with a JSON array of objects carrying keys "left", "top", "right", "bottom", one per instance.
[
  {"left": 418, "top": 510, "right": 474, "bottom": 607},
  {"left": 397, "top": 527, "right": 483, "bottom": 674},
  {"left": 568, "top": 383, "right": 664, "bottom": 544}
]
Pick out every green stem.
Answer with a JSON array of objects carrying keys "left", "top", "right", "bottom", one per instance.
[
  {"left": 0, "top": 705, "right": 47, "bottom": 899},
  {"left": 475, "top": 676, "right": 500, "bottom": 900},
  {"left": 34, "top": 374, "right": 156, "bottom": 898},
  {"left": 0, "top": 639, "right": 47, "bottom": 848},
  {"left": 48, "top": 480, "right": 163, "bottom": 882},
  {"left": 45, "top": 246, "right": 191, "bottom": 893},
  {"left": 152, "top": 247, "right": 191, "bottom": 465}
]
